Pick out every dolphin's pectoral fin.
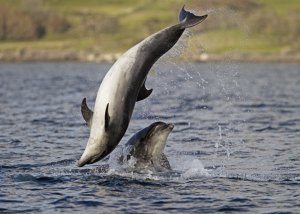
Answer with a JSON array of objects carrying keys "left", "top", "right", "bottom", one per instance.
[
  {"left": 178, "top": 6, "right": 208, "bottom": 29},
  {"left": 137, "top": 81, "right": 153, "bottom": 102},
  {"left": 105, "top": 103, "right": 110, "bottom": 132},
  {"left": 81, "top": 98, "right": 93, "bottom": 127},
  {"left": 159, "top": 153, "right": 172, "bottom": 170}
]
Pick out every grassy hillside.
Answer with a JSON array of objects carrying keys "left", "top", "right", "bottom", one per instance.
[{"left": 0, "top": 0, "right": 299, "bottom": 62}]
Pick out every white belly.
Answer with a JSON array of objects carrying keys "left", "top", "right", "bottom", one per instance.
[{"left": 89, "top": 45, "right": 140, "bottom": 138}]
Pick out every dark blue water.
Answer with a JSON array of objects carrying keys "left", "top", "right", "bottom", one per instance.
[{"left": 0, "top": 62, "right": 299, "bottom": 213}]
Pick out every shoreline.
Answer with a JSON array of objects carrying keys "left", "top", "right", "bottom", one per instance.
[{"left": 0, "top": 49, "right": 300, "bottom": 64}]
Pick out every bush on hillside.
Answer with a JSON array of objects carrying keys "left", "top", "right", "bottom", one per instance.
[
  {"left": 46, "top": 13, "right": 71, "bottom": 34},
  {"left": 21, "top": 1, "right": 70, "bottom": 35},
  {"left": 0, "top": 4, "right": 70, "bottom": 41},
  {"left": 247, "top": 9, "right": 300, "bottom": 45},
  {"left": 0, "top": 6, "right": 44, "bottom": 40},
  {"left": 75, "top": 13, "right": 119, "bottom": 35},
  {"left": 284, "top": 10, "right": 300, "bottom": 44}
]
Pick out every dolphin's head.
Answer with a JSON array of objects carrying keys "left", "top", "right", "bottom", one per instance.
[
  {"left": 78, "top": 101, "right": 122, "bottom": 167},
  {"left": 142, "top": 122, "right": 174, "bottom": 158},
  {"left": 77, "top": 134, "right": 114, "bottom": 167}
]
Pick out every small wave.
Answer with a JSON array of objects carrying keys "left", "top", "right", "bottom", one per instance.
[
  {"left": 208, "top": 170, "right": 300, "bottom": 183},
  {"left": 97, "top": 173, "right": 167, "bottom": 187},
  {"left": 44, "top": 159, "right": 76, "bottom": 167},
  {"left": 50, "top": 196, "right": 74, "bottom": 205},
  {"left": 253, "top": 126, "right": 299, "bottom": 133},
  {"left": 279, "top": 119, "right": 300, "bottom": 126},
  {"left": 0, "top": 199, "right": 24, "bottom": 203},
  {"left": 75, "top": 200, "right": 104, "bottom": 207},
  {"left": 217, "top": 205, "right": 248, "bottom": 212},
  {"left": 13, "top": 174, "right": 66, "bottom": 184},
  {"left": 0, "top": 207, "right": 41, "bottom": 214},
  {"left": 237, "top": 103, "right": 300, "bottom": 109},
  {"left": 30, "top": 118, "right": 61, "bottom": 125},
  {"left": 254, "top": 126, "right": 280, "bottom": 132},
  {"left": 177, "top": 150, "right": 209, "bottom": 156},
  {"left": 1, "top": 158, "right": 76, "bottom": 170},
  {"left": 1, "top": 164, "right": 33, "bottom": 170},
  {"left": 195, "top": 105, "right": 213, "bottom": 110},
  {"left": 230, "top": 197, "right": 251, "bottom": 203}
]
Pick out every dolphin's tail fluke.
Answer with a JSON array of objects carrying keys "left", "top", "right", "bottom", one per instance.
[{"left": 179, "top": 6, "right": 208, "bottom": 29}]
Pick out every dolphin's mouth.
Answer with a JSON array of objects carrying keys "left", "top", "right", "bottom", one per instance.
[
  {"left": 77, "top": 153, "right": 102, "bottom": 167},
  {"left": 167, "top": 123, "right": 175, "bottom": 129},
  {"left": 77, "top": 147, "right": 110, "bottom": 167},
  {"left": 161, "top": 123, "right": 174, "bottom": 131},
  {"left": 77, "top": 159, "right": 87, "bottom": 167},
  {"left": 77, "top": 156, "right": 91, "bottom": 167}
]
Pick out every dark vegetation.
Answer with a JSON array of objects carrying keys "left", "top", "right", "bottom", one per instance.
[{"left": 0, "top": 4, "right": 70, "bottom": 40}]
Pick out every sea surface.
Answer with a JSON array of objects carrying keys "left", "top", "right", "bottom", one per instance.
[{"left": 0, "top": 62, "right": 299, "bottom": 213}]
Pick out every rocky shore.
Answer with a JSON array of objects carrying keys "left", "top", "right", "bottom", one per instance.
[
  {"left": 0, "top": 48, "right": 299, "bottom": 63},
  {"left": 0, "top": 49, "right": 121, "bottom": 63}
]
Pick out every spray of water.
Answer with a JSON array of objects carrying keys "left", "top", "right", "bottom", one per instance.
[{"left": 146, "top": 7, "right": 250, "bottom": 177}]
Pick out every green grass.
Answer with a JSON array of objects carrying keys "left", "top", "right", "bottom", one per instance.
[
  {"left": 0, "top": 0, "right": 299, "bottom": 58},
  {"left": 0, "top": 37, "right": 102, "bottom": 51},
  {"left": 258, "top": 0, "right": 300, "bottom": 14},
  {"left": 190, "top": 28, "right": 282, "bottom": 55}
]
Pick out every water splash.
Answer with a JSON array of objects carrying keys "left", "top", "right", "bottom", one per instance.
[{"left": 180, "top": 159, "right": 209, "bottom": 179}]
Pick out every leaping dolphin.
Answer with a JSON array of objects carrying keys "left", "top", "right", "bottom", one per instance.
[{"left": 78, "top": 6, "right": 207, "bottom": 167}]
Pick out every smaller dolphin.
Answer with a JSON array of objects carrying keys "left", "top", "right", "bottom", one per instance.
[{"left": 121, "top": 122, "right": 174, "bottom": 172}]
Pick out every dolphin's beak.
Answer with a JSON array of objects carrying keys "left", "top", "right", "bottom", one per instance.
[
  {"left": 77, "top": 153, "right": 102, "bottom": 167},
  {"left": 77, "top": 155, "right": 89, "bottom": 167},
  {"left": 77, "top": 152, "right": 92, "bottom": 167},
  {"left": 77, "top": 143, "right": 109, "bottom": 167},
  {"left": 167, "top": 123, "right": 175, "bottom": 130},
  {"left": 77, "top": 144, "right": 104, "bottom": 167}
]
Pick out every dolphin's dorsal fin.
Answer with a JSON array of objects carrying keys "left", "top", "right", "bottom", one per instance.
[
  {"left": 81, "top": 98, "right": 93, "bottom": 127},
  {"left": 105, "top": 103, "right": 110, "bottom": 131},
  {"left": 137, "top": 80, "right": 153, "bottom": 102}
]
